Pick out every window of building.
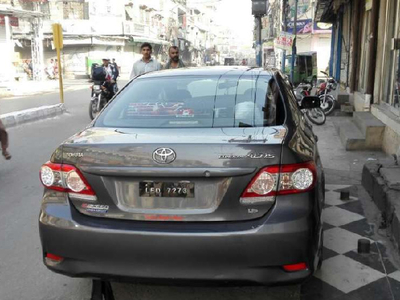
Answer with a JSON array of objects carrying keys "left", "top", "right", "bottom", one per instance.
[
  {"left": 63, "top": 2, "right": 89, "bottom": 20},
  {"left": 358, "top": 10, "right": 371, "bottom": 92},
  {"left": 125, "top": 4, "right": 133, "bottom": 21}
]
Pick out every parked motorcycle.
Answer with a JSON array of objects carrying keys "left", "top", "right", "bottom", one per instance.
[
  {"left": 317, "top": 71, "right": 338, "bottom": 115},
  {"left": 295, "top": 83, "right": 326, "bottom": 125}
]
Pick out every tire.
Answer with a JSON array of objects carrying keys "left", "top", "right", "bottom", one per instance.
[
  {"left": 305, "top": 108, "right": 326, "bottom": 125},
  {"left": 89, "top": 94, "right": 101, "bottom": 120},
  {"left": 320, "top": 94, "right": 336, "bottom": 116},
  {"left": 317, "top": 229, "right": 324, "bottom": 270},
  {"left": 89, "top": 100, "right": 96, "bottom": 120}
]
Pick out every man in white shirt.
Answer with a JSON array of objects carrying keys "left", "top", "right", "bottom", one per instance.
[{"left": 130, "top": 43, "right": 161, "bottom": 79}]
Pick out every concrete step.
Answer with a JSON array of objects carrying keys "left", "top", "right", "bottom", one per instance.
[
  {"left": 353, "top": 112, "right": 385, "bottom": 150},
  {"left": 337, "top": 92, "right": 350, "bottom": 105},
  {"left": 334, "top": 119, "right": 366, "bottom": 150}
]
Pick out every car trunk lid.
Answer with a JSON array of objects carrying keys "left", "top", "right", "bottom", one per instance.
[{"left": 63, "top": 126, "right": 286, "bottom": 221}]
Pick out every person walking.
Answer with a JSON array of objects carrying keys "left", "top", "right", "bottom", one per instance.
[
  {"left": 130, "top": 43, "right": 161, "bottom": 79},
  {"left": 164, "top": 46, "right": 185, "bottom": 69},
  {"left": 0, "top": 120, "right": 11, "bottom": 160},
  {"left": 112, "top": 58, "right": 120, "bottom": 76}
]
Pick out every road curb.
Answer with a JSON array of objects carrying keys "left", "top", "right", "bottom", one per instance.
[
  {"left": 0, "top": 104, "right": 66, "bottom": 128},
  {"left": 362, "top": 162, "right": 400, "bottom": 255}
]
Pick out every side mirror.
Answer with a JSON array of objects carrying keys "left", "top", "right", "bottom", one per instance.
[{"left": 300, "top": 96, "right": 320, "bottom": 109}]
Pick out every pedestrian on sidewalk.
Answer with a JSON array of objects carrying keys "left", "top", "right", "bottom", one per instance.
[
  {"left": 164, "top": 46, "right": 185, "bottom": 69},
  {"left": 0, "top": 120, "right": 11, "bottom": 160},
  {"left": 130, "top": 43, "right": 161, "bottom": 79},
  {"left": 112, "top": 59, "right": 120, "bottom": 76}
]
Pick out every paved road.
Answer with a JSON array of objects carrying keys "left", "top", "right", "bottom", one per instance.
[{"left": 0, "top": 87, "right": 398, "bottom": 300}]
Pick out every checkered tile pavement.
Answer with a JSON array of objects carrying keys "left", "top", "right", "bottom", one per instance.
[{"left": 301, "top": 185, "right": 400, "bottom": 300}]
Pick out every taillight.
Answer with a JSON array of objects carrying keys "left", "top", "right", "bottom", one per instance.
[
  {"left": 40, "top": 162, "right": 97, "bottom": 201},
  {"left": 240, "top": 162, "right": 316, "bottom": 205}
]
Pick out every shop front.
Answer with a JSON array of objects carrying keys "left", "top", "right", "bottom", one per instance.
[{"left": 371, "top": 0, "right": 400, "bottom": 155}]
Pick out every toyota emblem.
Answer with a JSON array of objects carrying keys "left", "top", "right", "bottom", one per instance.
[{"left": 152, "top": 148, "right": 176, "bottom": 164}]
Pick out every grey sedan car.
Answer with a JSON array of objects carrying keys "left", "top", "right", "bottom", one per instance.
[{"left": 39, "top": 67, "right": 324, "bottom": 286}]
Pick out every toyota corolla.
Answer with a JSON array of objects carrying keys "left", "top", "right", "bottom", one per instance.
[{"left": 39, "top": 67, "right": 325, "bottom": 285}]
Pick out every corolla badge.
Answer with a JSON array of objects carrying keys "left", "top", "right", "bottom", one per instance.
[{"left": 153, "top": 148, "right": 176, "bottom": 164}]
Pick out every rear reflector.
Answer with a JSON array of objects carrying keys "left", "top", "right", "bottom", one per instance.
[
  {"left": 283, "top": 262, "right": 307, "bottom": 272},
  {"left": 45, "top": 253, "right": 64, "bottom": 267},
  {"left": 46, "top": 253, "right": 63, "bottom": 262},
  {"left": 240, "top": 162, "right": 316, "bottom": 204}
]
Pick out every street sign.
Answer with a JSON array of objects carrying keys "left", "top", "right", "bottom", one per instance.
[
  {"left": 52, "top": 23, "right": 63, "bottom": 50},
  {"left": 252, "top": 0, "right": 267, "bottom": 16}
]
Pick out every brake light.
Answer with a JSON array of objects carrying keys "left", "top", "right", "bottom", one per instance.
[
  {"left": 39, "top": 162, "right": 97, "bottom": 201},
  {"left": 240, "top": 162, "right": 316, "bottom": 205}
]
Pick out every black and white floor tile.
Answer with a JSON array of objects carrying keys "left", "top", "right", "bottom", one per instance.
[{"left": 301, "top": 184, "right": 400, "bottom": 300}]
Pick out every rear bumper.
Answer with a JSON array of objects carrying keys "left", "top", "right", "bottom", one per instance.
[{"left": 39, "top": 196, "right": 319, "bottom": 285}]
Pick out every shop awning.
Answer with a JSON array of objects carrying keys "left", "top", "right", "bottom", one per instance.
[
  {"left": 315, "top": 0, "right": 335, "bottom": 23},
  {"left": 130, "top": 36, "right": 170, "bottom": 46}
]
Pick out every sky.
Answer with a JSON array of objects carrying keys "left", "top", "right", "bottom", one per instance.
[{"left": 214, "top": 0, "right": 254, "bottom": 46}]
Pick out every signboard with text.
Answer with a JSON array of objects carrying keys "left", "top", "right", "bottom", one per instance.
[
  {"left": 274, "top": 32, "right": 294, "bottom": 51},
  {"left": 285, "top": 19, "right": 313, "bottom": 34},
  {"left": 313, "top": 22, "right": 332, "bottom": 33},
  {"left": 0, "top": 15, "right": 19, "bottom": 27}
]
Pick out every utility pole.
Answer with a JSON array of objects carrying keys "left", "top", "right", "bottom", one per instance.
[
  {"left": 31, "top": 2, "right": 44, "bottom": 81},
  {"left": 290, "top": 0, "right": 298, "bottom": 83},
  {"left": 281, "top": 0, "right": 287, "bottom": 73},
  {"left": 256, "top": 16, "right": 263, "bottom": 67},
  {"left": 252, "top": 0, "right": 268, "bottom": 68}
]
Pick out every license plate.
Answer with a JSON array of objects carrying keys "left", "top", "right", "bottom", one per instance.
[
  {"left": 93, "top": 85, "right": 101, "bottom": 90},
  {"left": 139, "top": 181, "right": 195, "bottom": 198}
]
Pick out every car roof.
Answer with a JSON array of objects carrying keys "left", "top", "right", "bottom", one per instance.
[{"left": 138, "top": 67, "right": 276, "bottom": 78}]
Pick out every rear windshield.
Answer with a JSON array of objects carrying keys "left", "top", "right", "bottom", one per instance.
[{"left": 95, "top": 75, "right": 283, "bottom": 128}]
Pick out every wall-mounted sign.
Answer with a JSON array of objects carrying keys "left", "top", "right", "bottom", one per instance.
[
  {"left": 285, "top": 19, "right": 313, "bottom": 35},
  {"left": 0, "top": 15, "right": 19, "bottom": 27},
  {"left": 313, "top": 22, "right": 333, "bottom": 33}
]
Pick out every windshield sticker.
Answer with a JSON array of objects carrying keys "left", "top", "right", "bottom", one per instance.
[
  {"left": 169, "top": 121, "right": 199, "bottom": 125},
  {"left": 176, "top": 108, "right": 195, "bottom": 118}
]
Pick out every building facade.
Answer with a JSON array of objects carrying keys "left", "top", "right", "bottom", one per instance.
[
  {"left": 1, "top": 0, "right": 236, "bottom": 82},
  {"left": 263, "top": 0, "right": 332, "bottom": 73},
  {"left": 316, "top": 0, "right": 400, "bottom": 155}
]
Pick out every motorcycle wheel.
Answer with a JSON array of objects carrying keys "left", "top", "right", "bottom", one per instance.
[
  {"left": 305, "top": 108, "right": 326, "bottom": 125},
  {"left": 89, "top": 94, "right": 101, "bottom": 120},
  {"left": 320, "top": 94, "right": 336, "bottom": 116}
]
